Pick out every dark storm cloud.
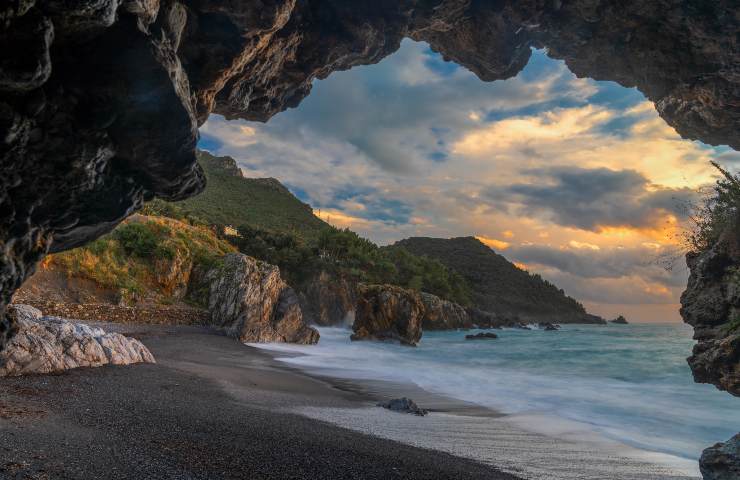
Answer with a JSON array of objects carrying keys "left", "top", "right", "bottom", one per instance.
[{"left": 485, "top": 166, "right": 699, "bottom": 231}]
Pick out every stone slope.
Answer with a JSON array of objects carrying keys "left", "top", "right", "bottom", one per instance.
[{"left": 1, "top": 1, "right": 738, "bottom": 349}]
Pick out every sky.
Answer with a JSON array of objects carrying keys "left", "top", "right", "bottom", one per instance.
[{"left": 199, "top": 40, "right": 740, "bottom": 323}]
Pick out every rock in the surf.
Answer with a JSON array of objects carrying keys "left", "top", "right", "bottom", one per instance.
[
  {"left": 351, "top": 285, "right": 424, "bottom": 346},
  {"left": 465, "top": 332, "right": 498, "bottom": 340},
  {"left": 377, "top": 397, "right": 428, "bottom": 416},
  {"left": 700, "top": 433, "right": 740, "bottom": 480}
]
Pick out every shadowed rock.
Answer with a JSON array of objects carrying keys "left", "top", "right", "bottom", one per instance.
[
  {"left": 700, "top": 434, "right": 740, "bottom": 480},
  {"left": 376, "top": 397, "right": 428, "bottom": 416},
  {"left": 351, "top": 285, "right": 424, "bottom": 346},
  {"left": 465, "top": 332, "right": 499, "bottom": 340},
  {"left": 420, "top": 292, "right": 471, "bottom": 330}
]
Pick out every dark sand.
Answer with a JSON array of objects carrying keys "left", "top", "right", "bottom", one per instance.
[{"left": 0, "top": 325, "right": 520, "bottom": 480}]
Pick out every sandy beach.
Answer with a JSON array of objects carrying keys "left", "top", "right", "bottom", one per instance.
[{"left": 0, "top": 325, "right": 699, "bottom": 479}]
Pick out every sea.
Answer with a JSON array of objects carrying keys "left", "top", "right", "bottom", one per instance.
[{"left": 254, "top": 323, "right": 740, "bottom": 479}]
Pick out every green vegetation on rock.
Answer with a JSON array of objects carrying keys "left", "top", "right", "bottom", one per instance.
[
  {"left": 47, "top": 216, "right": 235, "bottom": 305},
  {"left": 145, "top": 150, "right": 329, "bottom": 238},
  {"left": 687, "top": 162, "right": 740, "bottom": 252}
]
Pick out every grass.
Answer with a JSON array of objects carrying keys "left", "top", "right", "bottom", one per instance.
[
  {"left": 147, "top": 150, "right": 329, "bottom": 239},
  {"left": 48, "top": 216, "right": 235, "bottom": 305}
]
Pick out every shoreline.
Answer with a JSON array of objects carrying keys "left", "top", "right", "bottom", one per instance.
[{"left": 1, "top": 323, "right": 700, "bottom": 479}]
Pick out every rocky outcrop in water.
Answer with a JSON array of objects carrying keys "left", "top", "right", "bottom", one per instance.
[
  {"left": 465, "top": 332, "right": 498, "bottom": 340},
  {"left": 0, "top": 0, "right": 738, "bottom": 351},
  {"left": 0, "top": 304, "right": 155, "bottom": 376},
  {"left": 680, "top": 228, "right": 740, "bottom": 397},
  {"left": 700, "top": 434, "right": 740, "bottom": 480},
  {"left": 610, "top": 316, "right": 629, "bottom": 325},
  {"left": 420, "top": 292, "right": 471, "bottom": 330},
  {"left": 351, "top": 285, "right": 424, "bottom": 346},
  {"left": 207, "top": 253, "right": 319, "bottom": 344}
]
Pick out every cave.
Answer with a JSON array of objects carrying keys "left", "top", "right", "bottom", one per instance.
[{"left": 1, "top": 0, "right": 738, "bottom": 391}]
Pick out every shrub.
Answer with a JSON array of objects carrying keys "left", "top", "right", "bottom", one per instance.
[{"left": 686, "top": 162, "right": 740, "bottom": 252}]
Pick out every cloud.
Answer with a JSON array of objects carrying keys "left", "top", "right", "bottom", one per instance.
[
  {"left": 484, "top": 166, "right": 699, "bottom": 231},
  {"left": 198, "top": 39, "right": 734, "bottom": 314}
]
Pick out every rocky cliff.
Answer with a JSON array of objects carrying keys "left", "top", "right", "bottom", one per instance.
[
  {"left": 299, "top": 271, "right": 357, "bottom": 327},
  {"left": 420, "top": 292, "right": 471, "bottom": 331},
  {"left": 351, "top": 285, "right": 424, "bottom": 346},
  {"left": 207, "top": 253, "right": 319, "bottom": 344},
  {"left": 1, "top": 0, "right": 738, "bottom": 351},
  {"left": 681, "top": 228, "right": 740, "bottom": 397}
]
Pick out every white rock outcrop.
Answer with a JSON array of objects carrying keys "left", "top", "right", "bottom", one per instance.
[{"left": 0, "top": 305, "right": 155, "bottom": 376}]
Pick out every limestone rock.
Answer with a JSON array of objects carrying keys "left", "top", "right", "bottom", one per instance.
[
  {"left": 207, "top": 253, "right": 319, "bottom": 344},
  {"left": 0, "top": 304, "right": 155, "bottom": 376},
  {"left": 420, "top": 292, "right": 471, "bottom": 330},
  {"left": 700, "top": 434, "right": 740, "bottom": 480},
  {"left": 351, "top": 285, "right": 424, "bottom": 346}
]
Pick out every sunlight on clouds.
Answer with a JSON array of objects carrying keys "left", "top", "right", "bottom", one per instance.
[
  {"left": 569, "top": 240, "right": 600, "bottom": 250},
  {"left": 476, "top": 235, "right": 511, "bottom": 250}
]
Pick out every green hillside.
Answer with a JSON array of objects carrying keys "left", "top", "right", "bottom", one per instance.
[
  {"left": 148, "top": 150, "right": 329, "bottom": 238},
  {"left": 394, "top": 237, "right": 604, "bottom": 323}
]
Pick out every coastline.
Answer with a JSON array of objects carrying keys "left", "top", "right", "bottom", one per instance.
[
  {"left": 1, "top": 323, "right": 699, "bottom": 479},
  {"left": 251, "top": 337, "right": 702, "bottom": 480}
]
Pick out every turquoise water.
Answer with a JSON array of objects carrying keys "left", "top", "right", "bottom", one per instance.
[{"left": 258, "top": 324, "right": 740, "bottom": 462}]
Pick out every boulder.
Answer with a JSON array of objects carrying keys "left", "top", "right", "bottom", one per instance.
[
  {"left": 700, "top": 434, "right": 740, "bottom": 480},
  {"left": 207, "top": 253, "right": 319, "bottom": 344},
  {"left": 420, "top": 292, "right": 471, "bottom": 330},
  {"left": 0, "top": 304, "right": 155, "bottom": 376},
  {"left": 465, "top": 332, "right": 498, "bottom": 340},
  {"left": 351, "top": 285, "right": 424, "bottom": 346},
  {"left": 376, "top": 397, "right": 428, "bottom": 416},
  {"left": 609, "top": 316, "right": 629, "bottom": 324},
  {"left": 538, "top": 322, "right": 560, "bottom": 331}
]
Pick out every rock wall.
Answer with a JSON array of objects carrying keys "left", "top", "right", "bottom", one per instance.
[
  {"left": 207, "top": 253, "right": 319, "bottom": 344},
  {"left": 0, "top": 0, "right": 738, "bottom": 350},
  {"left": 299, "top": 271, "right": 357, "bottom": 327},
  {"left": 351, "top": 285, "right": 424, "bottom": 346},
  {"left": 681, "top": 228, "right": 740, "bottom": 397},
  {"left": 0, "top": 304, "right": 155, "bottom": 376},
  {"left": 420, "top": 292, "right": 471, "bottom": 330}
]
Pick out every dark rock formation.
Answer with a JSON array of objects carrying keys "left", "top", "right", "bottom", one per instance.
[
  {"left": 420, "top": 292, "right": 471, "bottom": 330},
  {"left": 700, "top": 434, "right": 740, "bottom": 480},
  {"left": 376, "top": 397, "right": 428, "bottom": 416},
  {"left": 0, "top": 0, "right": 738, "bottom": 352},
  {"left": 207, "top": 253, "right": 319, "bottom": 344},
  {"left": 538, "top": 322, "right": 560, "bottom": 331},
  {"left": 299, "top": 271, "right": 357, "bottom": 327},
  {"left": 680, "top": 227, "right": 740, "bottom": 397},
  {"left": 609, "top": 316, "right": 629, "bottom": 324},
  {"left": 351, "top": 285, "right": 424, "bottom": 346},
  {"left": 465, "top": 332, "right": 498, "bottom": 340}
]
